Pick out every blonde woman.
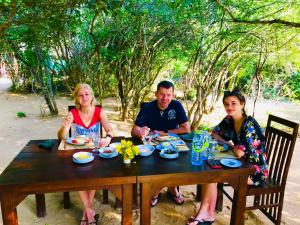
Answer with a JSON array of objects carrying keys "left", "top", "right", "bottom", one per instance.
[{"left": 58, "top": 83, "right": 113, "bottom": 225}]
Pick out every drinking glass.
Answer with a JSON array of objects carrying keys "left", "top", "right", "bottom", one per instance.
[
  {"left": 90, "top": 133, "right": 101, "bottom": 148},
  {"left": 208, "top": 139, "right": 218, "bottom": 159}
]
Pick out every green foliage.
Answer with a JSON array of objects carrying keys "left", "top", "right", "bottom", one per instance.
[
  {"left": 0, "top": 0, "right": 300, "bottom": 119},
  {"left": 16, "top": 112, "right": 26, "bottom": 118}
]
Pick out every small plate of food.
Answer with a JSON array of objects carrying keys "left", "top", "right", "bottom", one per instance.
[
  {"left": 215, "top": 142, "right": 229, "bottom": 152},
  {"left": 73, "top": 152, "right": 94, "bottom": 164},
  {"left": 67, "top": 135, "right": 91, "bottom": 146}
]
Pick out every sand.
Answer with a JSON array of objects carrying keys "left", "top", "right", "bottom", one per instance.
[{"left": 0, "top": 81, "right": 299, "bottom": 225}]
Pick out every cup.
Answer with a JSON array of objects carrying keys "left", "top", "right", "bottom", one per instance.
[
  {"left": 90, "top": 133, "right": 101, "bottom": 147},
  {"left": 208, "top": 139, "right": 218, "bottom": 159}
]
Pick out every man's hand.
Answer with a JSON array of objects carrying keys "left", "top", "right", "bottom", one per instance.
[{"left": 140, "top": 126, "right": 150, "bottom": 138}]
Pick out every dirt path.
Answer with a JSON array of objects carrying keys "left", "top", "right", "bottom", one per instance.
[{"left": 0, "top": 91, "right": 299, "bottom": 225}]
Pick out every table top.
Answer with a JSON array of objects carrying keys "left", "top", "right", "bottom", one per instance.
[
  {"left": 0, "top": 138, "right": 254, "bottom": 192},
  {"left": 0, "top": 138, "right": 136, "bottom": 193}
]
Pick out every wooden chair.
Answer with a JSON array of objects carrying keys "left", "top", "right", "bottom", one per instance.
[
  {"left": 63, "top": 105, "right": 108, "bottom": 209},
  {"left": 216, "top": 114, "right": 299, "bottom": 225}
]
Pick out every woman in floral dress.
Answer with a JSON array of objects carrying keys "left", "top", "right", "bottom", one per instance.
[{"left": 187, "top": 90, "right": 268, "bottom": 225}]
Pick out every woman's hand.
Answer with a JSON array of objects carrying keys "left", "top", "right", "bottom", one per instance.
[
  {"left": 62, "top": 114, "right": 72, "bottom": 129},
  {"left": 99, "top": 136, "right": 112, "bottom": 147},
  {"left": 232, "top": 145, "right": 245, "bottom": 158}
]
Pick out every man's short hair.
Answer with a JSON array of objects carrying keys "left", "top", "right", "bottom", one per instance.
[{"left": 157, "top": 80, "right": 174, "bottom": 91}]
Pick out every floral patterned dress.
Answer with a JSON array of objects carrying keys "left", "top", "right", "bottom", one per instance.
[{"left": 213, "top": 115, "right": 268, "bottom": 186}]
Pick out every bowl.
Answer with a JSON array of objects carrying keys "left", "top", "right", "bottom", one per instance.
[
  {"left": 137, "top": 144, "right": 155, "bottom": 157},
  {"left": 99, "top": 147, "right": 115, "bottom": 157},
  {"left": 109, "top": 142, "right": 121, "bottom": 150},
  {"left": 160, "top": 149, "right": 179, "bottom": 159}
]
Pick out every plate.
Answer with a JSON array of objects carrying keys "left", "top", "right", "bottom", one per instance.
[
  {"left": 67, "top": 135, "right": 91, "bottom": 146},
  {"left": 220, "top": 159, "right": 241, "bottom": 168},
  {"left": 180, "top": 132, "right": 194, "bottom": 141},
  {"left": 137, "top": 144, "right": 155, "bottom": 156},
  {"left": 155, "top": 134, "right": 179, "bottom": 142},
  {"left": 156, "top": 142, "right": 174, "bottom": 151},
  {"left": 170, "top": 140, "right": 190, "bottom": 152},
  {"left": 73, "top": 152, "right": 94, "bottom": 164},
  {"left": 215, "top": 142, "right": 229, "bottom": 152},
  {"left": 160, "top": 149, "right": 179, "bottom": 159},
  {"left": 109, "top": 142, "right": 121, "bottom": 149}
]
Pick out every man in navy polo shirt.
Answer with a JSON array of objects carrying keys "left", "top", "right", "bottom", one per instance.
[
  {"left": 131, "top": 80, "right": 190, "bottom": 207},
  {"left": 131, "top": 80, "right": 190, "bottom": 138}
]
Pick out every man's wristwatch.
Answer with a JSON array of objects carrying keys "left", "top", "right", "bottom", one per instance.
[{"left": 105, "top": 134, "right": 113, "bottom": 138}]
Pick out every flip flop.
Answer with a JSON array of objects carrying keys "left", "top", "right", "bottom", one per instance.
[
  {"left": 88, "top": 213, "right": 99, "bottom": 225},
  {"left": 80, "top": 219, "right": 87, "bottom": 225},
  {"left": 167, "top": 190, "right": 184, "bottom": 205},
  {"left": 150, "top": 193, "right": 161, "bottom": 207},
  {"left": 187, "top": 217, "right": 215, "bottom": 225}
]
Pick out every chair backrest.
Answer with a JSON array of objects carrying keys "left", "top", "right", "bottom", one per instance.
[
  {"left": 68, "top": 105, "right": 103, "bottom": 138},
  {"left": 265, "top": 114, "right": 299, "bottom": 186}
]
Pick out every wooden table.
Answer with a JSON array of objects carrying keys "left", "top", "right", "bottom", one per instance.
[
  {"left": 0, "top": 139, "right": 135, "bottom": 225},
  {"left": 135, "top": 147, "right": 255, "bottom": 225}
]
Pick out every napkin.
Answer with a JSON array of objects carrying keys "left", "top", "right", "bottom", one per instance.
[{"left": 39, "top": 140, "right": 55, "bottom": 150}]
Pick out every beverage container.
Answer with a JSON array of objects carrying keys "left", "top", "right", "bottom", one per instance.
[{"left": 191, "top": 130, "right": 211, "bottom": 165}]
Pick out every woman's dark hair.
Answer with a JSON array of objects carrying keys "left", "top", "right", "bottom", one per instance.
[
  {"left": 157, "top": 80, "right": 174, "bottom": 91},
  {"left": 223, "top": 90, "right": 247, "bottom": 116}
]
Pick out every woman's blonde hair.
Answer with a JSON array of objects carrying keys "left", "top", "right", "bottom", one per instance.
[{"left": 73, "top": 83, "right": 95, "bottom": 109}]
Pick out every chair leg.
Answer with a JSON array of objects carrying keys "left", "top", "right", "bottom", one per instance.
[
  {"left": 216, "top": 183, "right": 224, "bottom": 212},
  {"left": 102, "top": 189, "right": 109, "bottom": 204},
  {"left": 63, "top": 192, "right": 71, "bottom": 209},
  {"left": 35, "top": 194, "right": 46, "bottom": 217},
  {"left": 196, "top": 184, "right": 201, "bottom": 202},
  {"left": 275, "top": 194, "right": 285, "bottom": 225}
]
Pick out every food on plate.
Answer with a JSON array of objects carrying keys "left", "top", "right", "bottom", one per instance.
[
  {"left": 164, "top": 149, "right": 177, "bottom": 155},
  {"left": 156, "top": 136, "right": 177, "bottom": 141},
  {"left": 76, "top": 152, "right": 89, "bottom": 159},
  {"left": 71, "top": 135, "right": 91, "bottom": 145},
  {"left": 103, "top": 149, "right": 113, "bottom": 154},
  {"left": 215, "top": 145, "right": 224, "bottom": 151},
  {"left": 161, "top": 142, "right": 171, "bottom": 147},
  {"left": 176, "top": 144, "right": 189, "bottom": 151}
]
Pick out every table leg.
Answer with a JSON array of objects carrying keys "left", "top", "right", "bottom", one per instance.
[
  {"left": 35, "top": 194, "right": 46, "bottom": 217},
  {"left": 230, "top": 175, "right": 248, "bottom": 225},
  {"left": 140, "top": 183, "right": 151, "bottom": 225},
  {"left": 122, "top": 184, "right": 133, "bottom": 225},
  {"left": 1, "top": 193, "right": 18, "bottom": 225}
]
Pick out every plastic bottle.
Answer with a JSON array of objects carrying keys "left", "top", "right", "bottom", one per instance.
[{"left": 191, "top": 130, "right": 211, "bottom": 165}]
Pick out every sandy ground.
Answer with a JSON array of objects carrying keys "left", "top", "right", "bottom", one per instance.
[{"left": 0, "top": 79, "right": 299, "bottom": 225}]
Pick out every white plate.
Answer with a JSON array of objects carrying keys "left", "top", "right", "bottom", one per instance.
[
  {"left": 137, "top": 144, "right": 155, "bottom": 156},
  {"left": 220, "top": 159, "right": 241, "bottom": 168},
  {"left": 156, "top": 135, "right": 179, "bottom": 142},
  {"left": 73, "top": 152, "right": 94, "bottom": 163},
  {"left": 109, "top": 142, "right": 121, "bottom": 149},
  {"left": 67, "top": 137, "right": 86, "bottom": 146}
]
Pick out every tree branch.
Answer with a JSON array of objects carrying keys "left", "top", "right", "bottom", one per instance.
[{"left": 214, "top": 0, "right": 300, "bottom": 28}]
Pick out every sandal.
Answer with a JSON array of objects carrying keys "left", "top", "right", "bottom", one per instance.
[
  {"left": 187, "top": 218, "right": 213, "bottom": 225},
  {"left": 87, "top": 213, "right": 99, "bottom": 225},
  {"left": 80, "top": 219, "right": 87, "bottom": 225},
  {"left": 187, "top": 217, "right": 215, "bottom": 225},
  {"left": 150, "top": 193, "right": 161, "bottom": 207},
  {"left": 167, "top": 190, "right": 184, "bottom": 205}
]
